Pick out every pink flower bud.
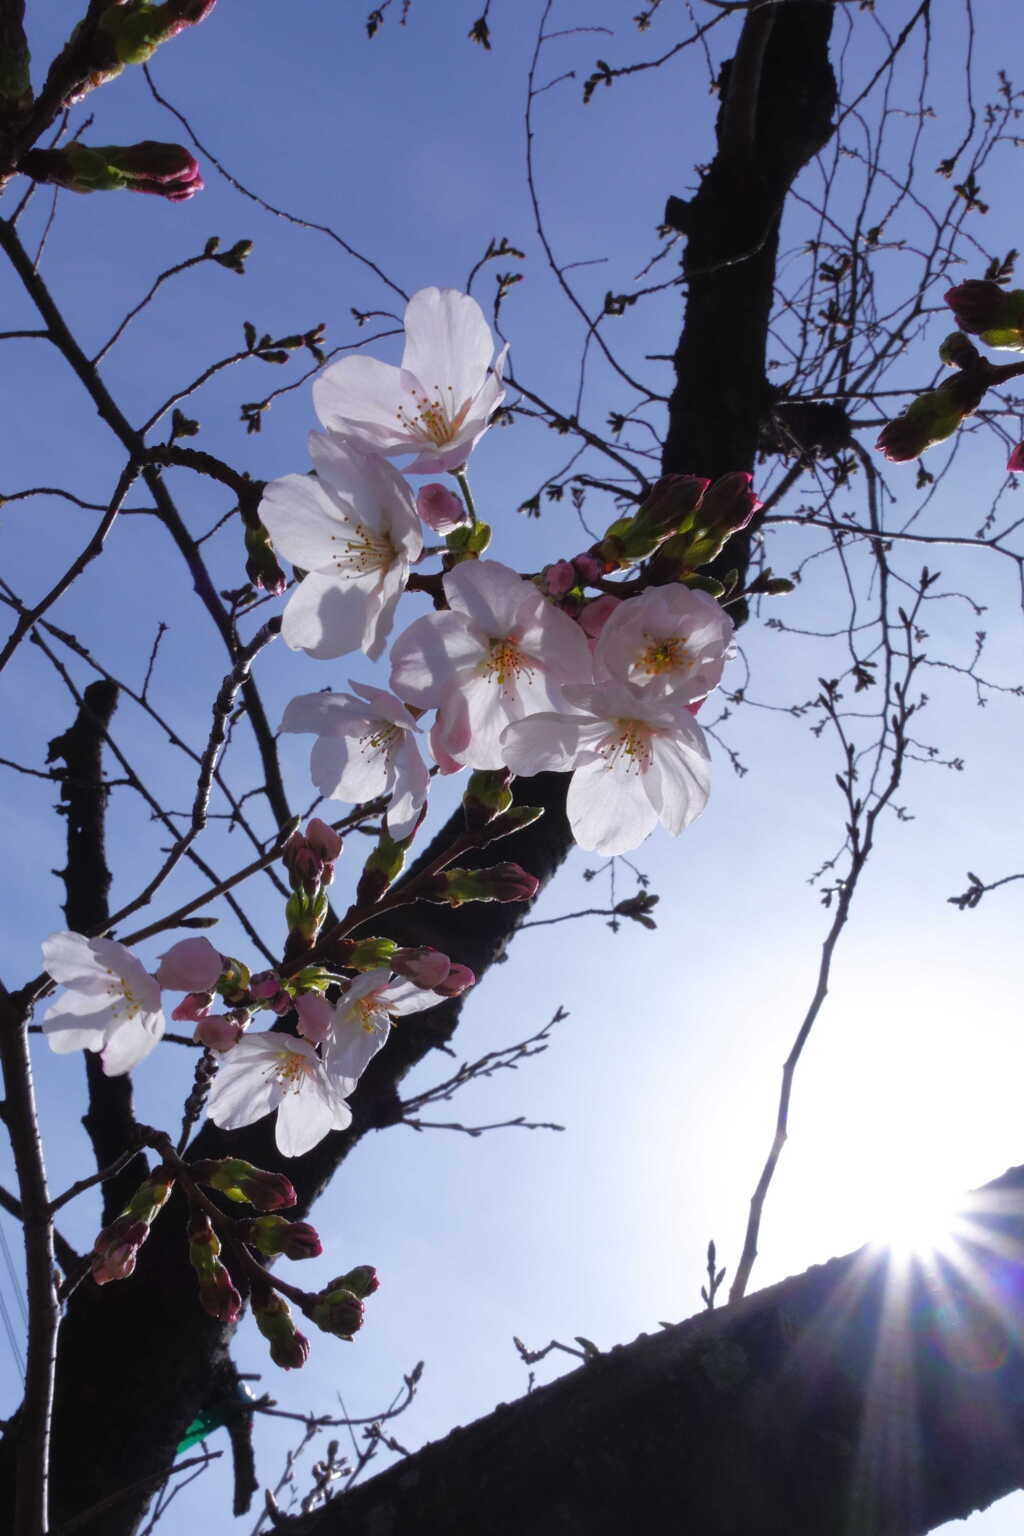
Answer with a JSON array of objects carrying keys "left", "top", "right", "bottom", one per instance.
[
  {"left": 92, "top": 1218, "right": 149, "bottom": 1285},
  {"left": 295, "top": 992, "right": 332, "bottom": 1046},
  {"left": 416, "top": 482, "right": 469, "bottom": 535},
  {"left": 171, "top": 991, "right": 212, "bottom": 1023},
  {"left": 195, "top": 1013, "right": 244, "bottom": 1052},
  {"left": 305, "top": 817, "right": 343, "bottom": 863},
  {"left": 578, "top": 595, "right": 622, "bottom": 646},
  {"left": 282, "top": 831, "right": 324, "bottom": 892},
  {"left": 699, "top": 471, "right": 761, "bottom": 534},
  {"left": 542, "top": 560, "right": 577, "bottom": 599},
  {"left": 391, "top": 947, "right": 452, "bottom": 989},
  {"left": 572, "top": 551, "right": 606, "bottom": 585},
  {"left": 434, "top": 962, "right": 475, "bottom": 997},
  {"left": 249, "top": 970, "right": 283, "bottom": 1000},
  {"left": 156, "top": 936, "right": 222, "bottom": 992},
  {"left": 1009, "top": 443, "right": 1024, "bottom": 473}
]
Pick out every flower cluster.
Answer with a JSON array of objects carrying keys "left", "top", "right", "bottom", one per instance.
[{"left": 262, "top": 285, "right": 736, "bottom": 855}]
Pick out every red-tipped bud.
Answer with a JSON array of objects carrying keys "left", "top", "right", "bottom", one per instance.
[
  {"left": 245, "top": 1215, "right": 323, "bottom": 1261},
  {"left": 191, "top": 1157, "right": 297, "bottom": 1211},
  {"left": 253, "top": 1286, "right": 310, "bottom": 1370},
  {"left": 1008, "top": 443, "right": 1024, "bottom": 473},
  {"left": 390, "top": 947, "right": 452, "bottom": 989},
  {"left": 633, "top": 474, "right": 709, "bottom": 539},
  {"left": 420, "top": 863, "right": 540, "bottom": 906},
  {"left": 187, "top": 1212, "right": 243, "bottom": 1322},
  {"left": 698, "top": 471, "right": 761, "bottom": 535},
  {"left": 92, "top": 1218, "right": 150, "bottom": 1284},
  {"left": 282, "top": 830, "right": 325, "bottom": 892},
  {"left": 876, "top": 370, "right": 988, "bottom": 463},
  {"left": 307, "top": 1287, "right": 365, "bottom": 1340},
  {"left": 90, "top": 1168, "right": 175, "bottom": 1285},
  {"left": 329, "top": 1264, "right": 380, "bottom": 1298}
]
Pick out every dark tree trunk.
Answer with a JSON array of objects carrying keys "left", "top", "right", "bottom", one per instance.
[
  {"left": 291, "top": 1162, "right": 1024, "bottom": 1536},
  {"left": 0, "top": 6, "right": 847, "bottom": 1533}
]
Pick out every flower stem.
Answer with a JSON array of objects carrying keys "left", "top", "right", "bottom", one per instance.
[{"left": 454, "top": 469, "right": 478, "bottom": 527}]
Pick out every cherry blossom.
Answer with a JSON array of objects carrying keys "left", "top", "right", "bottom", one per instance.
[
  {"left": 594, "top": 585, "right": 734, "bottom": 704},
  {"left": 259, "top": 433, "right": 422, "bottom": 660},
  {"left": 312, "top": 287, "right": 507, "bottom": 474},
  {"left": 389, "top": 559, "right": 593, "bottom": 770},
  {"left": 324, "top": 968, "right": 446, "bottom": 1092},
  {"left": 41, "top": 932, "right": 165, "bottom": 1074},
  {"left": 205, "top": 1034, "right": 353, "bottom": 1158},
  {"left": 281, "top": 683, "right": 429, "bottom": 840},
  {"left": 500, "top": 682, "right": 712, "bottom": 855}
]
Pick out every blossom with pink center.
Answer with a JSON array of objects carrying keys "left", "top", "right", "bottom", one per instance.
[
  {"left": 500, "top": 682, "right": 712, "bottom": 855},
  {"left": 594, "top": 585, "right": 734, "bottom": 705},
  {"left": 281, "top": 683, "right": 429, "bottom": 840},
  {"left": 312, "top": 287, "right": 508, "bottom": 474},
  {"left": 205, "top": 1034, "right": 353, "bottom": 1157},
  {"left": 259, "top": 433, "right": 422, "bottom": 661},
  {"left": 324, "top": 969, "right": 446, "bottom": 1093},
  {"left": 155, "top": 936, "right": 222, "bottom": 993},
  {"left": 42, "top": 932, "right": 164, "bottom": 1074},
  {"left": 389, "top": 559, "right": 593, "bottom": 770},
  {"left": 417, "top": 482, "right": 469, "bottom": 535}
]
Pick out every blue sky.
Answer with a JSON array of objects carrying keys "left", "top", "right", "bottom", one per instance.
[{"left": 2, "top": 2, "right": 1024, "bottom": 1530}]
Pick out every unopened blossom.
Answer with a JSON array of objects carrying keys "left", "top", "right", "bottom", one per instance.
[
  {"left": 313, "top": 287, "right": 508, "bottom": 474},
  {"left": 417, "top": 482, "right": 469, "bottom": 535},
  {"left": 324, "top": 969, "right": 445, "bottom": 1093},
  {"left": 259, "top": 433, "right": 422, "bottom": 660},
  {"left": 1008, "top": 443, "right": 1024, "bottom": 473},
  {"left": 389, "top": 559, "right": 593, "bottom": 770},
  {"left": 205, "top": 1034, "right": 354, "bottom": 1158},
  {"left": 195, "top": 1014, "right": 245, "bottom": 1052},
  {"left": 155, "top": 936, "right": 222, "bottom": 993},
  {"left": 42, "top": 932, "right": 164, "bottom": 1074},
  {"left": 594, "top": 585, "right": 734, "bottom": 704},
  {"left": 500, "top": 682, "right": 712, "bottom": 855},
  {"left": 281, "top": 683, "right": 429, "bottom": 840},
  {"left": 172, "top": 991, "right": 211, "bottom": 1023}
]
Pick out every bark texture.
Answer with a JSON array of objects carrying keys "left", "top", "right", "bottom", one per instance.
[
  {"left": 289, "top": 1162, "right": 1024, "bottom": 1536},
  {"left": 0, "top": 5, "right": 846, "bottom": 1533}
]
